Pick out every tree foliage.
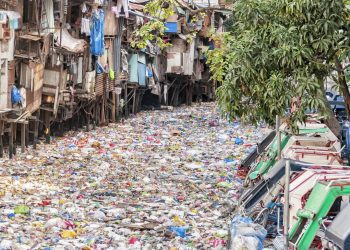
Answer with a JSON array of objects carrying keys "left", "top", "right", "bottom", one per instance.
[
  {"left": 131, "top": 0, "right": 176, "bottom": 49},
  {"left": 207, "top": 0, "right": 350, "bottom": 131},
  {"left": 131, "top": 0, "right": 207, "bottom": 49}
]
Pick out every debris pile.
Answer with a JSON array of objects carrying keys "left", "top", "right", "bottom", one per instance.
[{"left": 0, "top": 103, "right": 266, "bottom": 249}]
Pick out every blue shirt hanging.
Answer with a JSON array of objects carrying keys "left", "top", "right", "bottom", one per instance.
[{"left": 90, "top": 9, "right": 105, "bottom": 56}]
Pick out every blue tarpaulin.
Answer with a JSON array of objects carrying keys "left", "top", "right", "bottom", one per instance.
[{"left": 165, "top": 22, "right": 178, "bottom": 33}]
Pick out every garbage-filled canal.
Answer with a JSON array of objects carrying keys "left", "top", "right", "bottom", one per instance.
[{"left": 0, "top": 103, "right": 266, "bottom": 249}]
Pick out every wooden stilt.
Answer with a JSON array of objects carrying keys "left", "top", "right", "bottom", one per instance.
[
  {"left": 116, "top": 92, "right": 120, "bottom": 122},
  {"left": 25, "top": 124, "right": 29, "bottom": 147},
  {"left": 96, "top": 99, "right": 100, "bottom": 127},
  {"left": 76, "top": 112, "right": 80, "bottom": 130},
  {"left": 0, "top": 121, "right": 4, "bottom": 158},
  {"left": 21, "top": 123, "right": 25, "bottom": 153},
  {"left": 189, "top": 80, "right": 193, "bottom": 105},
  {"left": 44, "top": 111, "right": 50, "bottom": 144},
  {"left": 132, "top": 88, "right": 136, "bottom": 114},
  {"left": 33, "top": 111, "right": 40, "bottom": 150},
  {"left": 101, "top": 97, "right": 106, "bottom": 125},
  {"left": 9, "top": 123, "right": 13, "bottom": 159},
  {"left": 112, "top": 92, "right": 116, "bottom": 123},
  {"left": 86, "top": 105, "right": 90, "bottom": 132},
  {"left": 92, "top": 101, "right": 96, "bottom": 129},
  {"left": 13, "top": 123, "right": 17, "bottom": 155},
  {"left": 159, "top": 84, "right": 163, "bottom": 106},
  {"left": 124, "top": 83, "right": 128, "bottom": 118}
]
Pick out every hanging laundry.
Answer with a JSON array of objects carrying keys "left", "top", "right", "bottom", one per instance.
[
  {"left": 90, "top": 9, "right": 105, "bottom": 56},
  {"left": 146, "top": 65, "right": 153, "bottom": 78},
  {"left": 111, "top": 0, "right": 129, "bottom": 18},
  {"left": 81, "top": 17, "right": 90, "bottom": 35},
  {"left": 0, "top": 11, "right": 20, "bottom": 29},
  {"left": 43, "top": 0, "right": 54, "bottom": 31},
  {"left": 121, "top": 49, "right": 129, "bottom": 73},
  {"left": 0, "top": 12, "right": 7, "bottom": 24},
  {"left": 82, "top": 3, "right": 88, "bottom": 13}
]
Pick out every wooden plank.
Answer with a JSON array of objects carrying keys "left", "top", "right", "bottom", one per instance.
[
  {"left": 54, "top": 65, "right": 64, "bottom": 117},
  {"left": 2, "top": 119, "right": 28, "bottom": 124},
  {"left": 19, "top": 34, "right": 41, "bottom": 41},
  {"left": 26, "top": 62, "right": 44, "bottom": 113}
]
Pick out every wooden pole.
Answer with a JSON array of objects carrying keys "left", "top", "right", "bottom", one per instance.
[
  {"left": 86, "top": 105, "right": 91, "bottom": 132},
  {"left": 9, "top": 123, "right": 13, "bottom": 159},
  {"left": 21, "top": 123, "right": 26, "bottom": 153},
  {"left": 116, "top": 90, "right": 120, "bottom": 122},
  {"left": 33, "top": 110, "right": 40, "bottom": 150},
  {"left": 124, "top": 83, "right": 128, "bottom": 118},
  {"left": 132, "top": 88, "right": 136, "bottom": 114},
  {"left": 101, "top": 96, "right": 106, "bottom": 125},
  {"left": 25, "top": 124, "right": 29, "bottom": 147},
  {"left": 45, "top": 111, "right": 50, "bottom": 144},
  {"left": 0, "top": 121, "right": 3, "bottom": 158},
  {"left": 112, "top": 92, "right": 116, "bottom": 122},
  {"left": 13, "top": 123, "right": 17, "bottom": 155},
  {"left": 95, "top": 99, "right": 99, "bottom": 127}
]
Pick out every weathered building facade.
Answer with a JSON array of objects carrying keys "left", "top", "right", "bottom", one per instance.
[{"left": 0, "top": 0, "right": 229, "bottom": 158}]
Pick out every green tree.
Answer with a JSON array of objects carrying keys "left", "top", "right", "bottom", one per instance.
[
  {"left": 207, "top": 0, "right": 350, "bottom": 136},
  {"left": 131, "top": 0, "right": 206, "bottom": 49}
]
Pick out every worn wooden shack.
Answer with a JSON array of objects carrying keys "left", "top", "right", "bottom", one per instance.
[{"left": 0, "top": 0, "right": 229, "bottom": 157}]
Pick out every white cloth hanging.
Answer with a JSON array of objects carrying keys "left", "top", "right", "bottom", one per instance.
[
  {"left": 111, "top": 0, "right": 129, "bottom": 18},
  {"left": 81, "top": 18, "right": 90, "bottom": 35},
  {"left": 43, "top": 0, "right": 54, "bottom": 31}
]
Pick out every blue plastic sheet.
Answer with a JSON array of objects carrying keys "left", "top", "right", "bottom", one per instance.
[
  {"left": 96, "top": 61, "right": 105, "bottom": 74},
  {"left": 168, "top": 226, "right": 187, "bottom": 238},
  {"left": 235, "top": 138, "right": 244, "bottom": 145},
  {"left": 90, "top": 9, "right": 104, "bottom": 56},
  {"left": 165, "top": 22, "right": 178, "bottom": 33},
  {"left": 11, "top": 86, "right": 22, "bottom": 105}
]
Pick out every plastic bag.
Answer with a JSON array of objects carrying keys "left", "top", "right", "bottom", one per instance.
[
  {"left": 95, "top": 61, "right": 105, "bottom": 74},
  {"left": 168, "top": 226, "right": 187, "bottom": 238},
  {"left": 11, "top": 86, "right": 22, "bottom": 105},
  {"left": 231, "top": 235, "right": 260, "bottom": 250},
  {"left": 229, "top": 215, "right": 267, "bottom": 250},
  {"left": 109, "top": 68, "right": 115, "bottom": 80}
]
